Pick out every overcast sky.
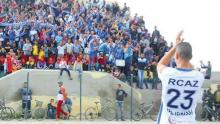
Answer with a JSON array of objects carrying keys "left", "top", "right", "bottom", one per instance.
[{"left": 115, "top": 0, "right": 220, "bottom": 71}]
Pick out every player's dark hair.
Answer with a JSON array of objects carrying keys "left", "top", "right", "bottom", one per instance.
[{"left": 176, "top": 42, "right": 192, "bottom": 61}]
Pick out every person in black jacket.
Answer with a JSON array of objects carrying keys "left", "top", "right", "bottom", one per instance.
[{"left": 115, "top": 84, "right": 127, "bottom": 121}]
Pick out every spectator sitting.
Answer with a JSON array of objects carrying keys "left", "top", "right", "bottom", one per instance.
[
  {"left": 59, "top": 57, "right": 73, "bottom": 80},
  {"left": 12, "top": 56, "right": 22, "bottom": 72},
  {"left": 47, "top": 98, "right": 56, "bottom": 119},
  {"left": 82, "top": 55, "right": 89, "bottom": 71},
  {"left": 21, "top": 54, "right": 27, "bottom": 67},
  {"left": 26, "top": 56, "right": 35, "bottom": 69},
  {"left": 143, "top": 67, "right": 153, "bottom": 89},
  {"left": 38, "top": 46, "right": 45, "bottom": 62},
  {"left": 73, "top": 57, "right": 83, "bottom": 77},
  {"left": 106, "top": 64, "right": 112, "bottom": 73},
  {"left": 112, "top": 67, "right": 121, "bottom": 79},
  {"left": 48, "top": 55, "right": 56, "bottom": 69},
  {"left": 37, "top": 59, "right": 47, "bottom": 69}
]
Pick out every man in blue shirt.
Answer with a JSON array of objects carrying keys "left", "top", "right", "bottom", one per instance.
[
  {"left": 137, "top": 53, "right": 148, "bottom": 89},
  {"left": 55, "top": 31, "right": 63, "bottom": 46}
]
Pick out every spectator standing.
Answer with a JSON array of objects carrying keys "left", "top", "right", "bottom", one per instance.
[
  {"left": 55, "top": 31, "right": 63, "bottom": 46},
  {"left": 89, "top": 40, "right": 98, "bottom": 70},
  {"left": 123, "top": 43, "right": 133, "bottom": 77},
  {"left": 137, "top": 53, "right": 147, "bottom": 89},
  {"left": 73, "top": 57, "right": 83, "bottom": 77},
  {"left": 23, "top": 39, "right": 32, "bottom": 59},
  {"left": 152, "top": 26, "right": 160, "bottom": 39},
  {"left": 32, "top": 41, "right": 39, "bottom": 61},
  {"left": 97, "top": 52, "right": 106, "bottom": 71},
  {"left": 149, "top": 59, "right": 159, "bottom": 89},
  {"left": 73, "top": 39, "right": 81, "bottom": 57},
  {"left": 115, "top": 84, "right": 127, "bottom": 121},
  {"left": 4, "top": 54, "right": 13, "bottom": 74},
  {"left": 143, "top": 67, "right": 153, "bottom": 89},
  {"left": 140, "top": 36, "right": 150, "bottom": 52},
  {"left": 49, "top": 43, "right": 57, "bottom": 56},
  {"left": 57, "top": 43, "right": 65, "bottom": 57},
  {"left": 43, "top": 44, "right": 49, "bottom": 61},
  {"left": 200, "top": 61, "right": 212, "bottom": 79},
  {"left": 65, "top": 39, "right": 73, "bottom": 56}
]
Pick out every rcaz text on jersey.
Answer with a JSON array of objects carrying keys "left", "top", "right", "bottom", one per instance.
[{"left": 168, "top": 78, "right": 199, "bottom": 87}]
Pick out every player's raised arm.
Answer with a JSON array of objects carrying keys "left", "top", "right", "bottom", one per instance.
[{"left": 157, "top": 30, "right": 184, "bottom": 73}]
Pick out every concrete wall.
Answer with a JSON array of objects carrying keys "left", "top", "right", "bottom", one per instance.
[
  {"left": 0, "top": 69, "right": 141, "bottom": 113},
  {"left": 1, "top": 70, "right": 220, "bottom": 119}
]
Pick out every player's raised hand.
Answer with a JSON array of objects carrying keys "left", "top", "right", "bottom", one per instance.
[{"left": 175, "top": 30, "right": 184, "bottom": 47}]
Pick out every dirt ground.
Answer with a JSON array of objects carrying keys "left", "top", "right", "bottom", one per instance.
[{"left": 0, "top": 120, "right": 219, "bottom": 124}]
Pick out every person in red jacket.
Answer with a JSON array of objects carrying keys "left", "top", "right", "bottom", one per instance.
[
  {"left": 48, "top": 55, "right": 56, "bottom": 69},
  {"left": 4, "top": 54, "right": 13, "bottom": 74},
  {"left": 97, "top": 52, "right": 106, "bottom": 71}
]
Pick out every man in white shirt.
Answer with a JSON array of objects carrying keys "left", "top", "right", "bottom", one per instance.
[
  {"left": 65, "top": 40, "right": 73, "bottom": 55},
  {"left": 57, "top": 44, "right": 65, "bottom": 57},
  {"left": 157, "top": 31, "right": 204, "bottom": 124},
  {"left": 23, "top": 39, "right": 32, "bottom": 57}
]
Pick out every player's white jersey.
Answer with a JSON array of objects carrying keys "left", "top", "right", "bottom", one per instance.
[{"left": 157, "top": 67, "right": 204, "bottom": 124}]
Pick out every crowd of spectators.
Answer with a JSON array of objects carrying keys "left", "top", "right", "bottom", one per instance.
[{"left": 0, "top": 0, "right": 171, "bottom": 89}]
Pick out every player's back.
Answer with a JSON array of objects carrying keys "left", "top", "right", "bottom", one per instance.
[{"left": 157, "top": 67, "right": 204, "bottom": 124}]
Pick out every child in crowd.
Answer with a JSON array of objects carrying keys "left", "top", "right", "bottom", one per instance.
[
  {"left": 32, "top": 41, "right": 39, "bottom": 61},
  {"left": 112, "top": 67, "right": 121, "bottom": 79},
  {"left": 26, "top": 56, "right": 35, "bottom": 69},
  {"left": 47, "top": 99, "right": 56, "bottom": 119},
  {"left": 12, "top": 55, "right": 22, "bottom": 72},
  {"left": 97, "top": 52, "right": 106, "bottom": 71},
  {"left": 48, "top": 55, "right": 56, "bottom": 69}
]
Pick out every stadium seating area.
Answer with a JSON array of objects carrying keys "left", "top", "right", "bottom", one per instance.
[{"left": 0, "top": 0, "right": 170, "bottom": 89}]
